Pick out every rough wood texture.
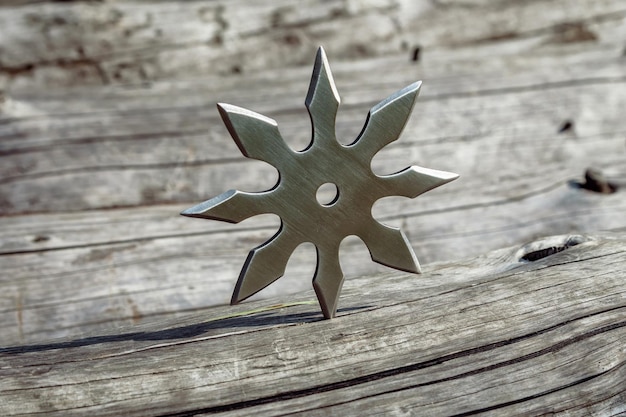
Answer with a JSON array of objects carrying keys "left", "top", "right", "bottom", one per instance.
[
  {"left": 1, "top": 233, "right": 625, "bottom": 416},
  {"left": 1, "top": 1, "right": 625, "bottom": 413},
  {"left": 1, "top": 0, "right": 626, "bottom": 346},
  {"left": 0, "top": 0, "right": 626, "bottom": 394},
  {"left": 2, "top": 0, "right": 622, "bottom": 88}
]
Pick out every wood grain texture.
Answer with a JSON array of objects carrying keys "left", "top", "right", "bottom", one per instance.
[
  {"left": 1, "top": 0, "right": 623, "bottom": 88},
  {"left": 1, "top": 233, "right": 625, "bottom": 416},
  {"left": 0, "top": 10, "right": 626, "bottom": 417},
  {"left": 1, "top": 0, "right": 626, "bottom": 346},
  {"left": 2, "top": 180, "right": 625, "bottom": 345}
]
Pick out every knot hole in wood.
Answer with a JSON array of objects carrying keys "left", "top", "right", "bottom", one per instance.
[{"left": 518, "top": 235, "right": 588, "bottom": 262}]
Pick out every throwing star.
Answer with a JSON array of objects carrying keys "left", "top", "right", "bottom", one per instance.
[{"left": 182, "top": 47, "right": 459, "bottom": 319}]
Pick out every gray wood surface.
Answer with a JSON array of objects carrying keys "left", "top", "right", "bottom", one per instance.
[
  {"left": 1, "top": 232, "right": 625, "bottom": 416},
  {"left": 1, "top": 0, "right": 623, "bottom": 88},
  {"left": 1, "top": 0, "right": 625, "bottom": 346},
  {"left": 1, "top": 0, "right": 626, "bottom": 413}
]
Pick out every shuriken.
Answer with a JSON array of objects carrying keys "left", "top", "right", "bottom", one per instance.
[{"left": 182, "top": 47, "right": 459, "bottom": 319}]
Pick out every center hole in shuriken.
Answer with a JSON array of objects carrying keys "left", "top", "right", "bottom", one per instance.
[{"left": 316, "top": 182, "right": 339, "bottom": 206}]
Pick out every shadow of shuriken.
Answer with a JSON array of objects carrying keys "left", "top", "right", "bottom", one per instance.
[{"left": 182, "top": 47, "right": 459, "bottom": 319}]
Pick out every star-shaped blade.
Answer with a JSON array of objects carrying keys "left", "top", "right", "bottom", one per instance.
[{"left": 182, "top": 47, "right": 459, "bottom": 319}]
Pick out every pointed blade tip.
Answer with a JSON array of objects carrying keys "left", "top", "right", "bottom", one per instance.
[
  {"left": 412, "top": 166, "right": 460, "bottom": 183},
  {"left": 180, "top": 206, "right": 201, "bottom": 217},
  {"left": 427, "top": 169, "right": 459, "bottom": 191},
  {"left": 231, "top": 281, "right": 248, "bottom": 305},
  {"left": 404, "top": 254, "right": 421, "bottom": 274},
  {"left": 306, "top": 46, "right": 340, "bottom": 108},
  {"left": 397, "top": 249, "right": 421, "bottom": 274},
  {"left": 216, "top": 102, "right": 231, "bottom": 113},
  {"left": 180, "top": 190, "right": 239, "bottom": 220},
  {"left": 313, "top": 46, "right": 327, "bottom": 70},
  {"left": 231, "top": 283, "right": 257, "bottom": 305},
  {"left": 443, "top": 171, "right": 460, "bottom": 183},
  {"left": 313, "top": 281, "right": 337, "bottom": 320},
  {"left": 403, "top": 81, "right": 422, "bottom": 101}
]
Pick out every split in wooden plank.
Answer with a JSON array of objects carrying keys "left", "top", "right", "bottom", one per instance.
[{"left": 1, "top": 233, "right": 624, "bottom": 416}]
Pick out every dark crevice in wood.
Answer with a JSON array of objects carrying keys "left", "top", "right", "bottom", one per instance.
[
  {"left": 154, "top": 312, "right": 626, "bottom": 416},
  {"left": 569, "top": 168, "right": 620, "bottom": 194},
  {"left": 0, "top": 129, "right": 210, "bottom": 156},
  {"left": 31, "top": 235, "right": 50, "bottom": 243},
  {"left": 0, "top": 102, "right": 217, "bottom": 125},
  {"left": 0, "top": 63, "right": 35, "bottom": 77},
  {"left": 0, "top": 157, "right": 245, "bottom": 185},
  {"left": 355, "top": 325, "right": 625, "bottom": 412},
  {"left": 0, "top": 225, "right": 267, "bottom": 257},
  {"left": 558, "top": 119, "right": 574, "bottom": 133},
  {"left": 520, "top": 237, "right": 583, "bottom": 262},
  {"left": 0, "top": 244, "right": 248, "bottom": 284},
  {"left": 450, "top": 363, "right": 624, "bottom": 416},
  {"left": 521, "top": 246, "right": 568, "bottom": 261},
  {"left": 411, "top": 46, "right": 420, "bottom": 62}
]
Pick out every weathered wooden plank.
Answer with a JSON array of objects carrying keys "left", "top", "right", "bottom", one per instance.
[
  {"left": 0, "top": 1, "right": 624, "bottom": 414},
  {"left": 1, "top": 44, "right": 625, "bottom": 214},
  {"left": 1, "top": 178, "right": 625, "bottom": 345},
  {"left": 1, "top": 46, "right": 625, "bottom": 347},
  {"left": 0, "top": 0, "right": 624, "bottom": 395},
  {"left": 1, "top": 233, "right": 624, "bottom": 416},
  {"left": 2, "top": 41, "right": 626, "bottom": 344},
  {"left": 0, "top": 0, "right": 624, "bottom": 88}
]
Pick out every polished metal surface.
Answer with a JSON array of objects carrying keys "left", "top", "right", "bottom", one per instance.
[{"left": 182, "top": 47, "right": 459, "bottom": 319}]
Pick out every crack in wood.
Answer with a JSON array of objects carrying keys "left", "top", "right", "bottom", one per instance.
[
  {"left": 154, "top": 315, "right": 626, "bottom": 416},
  {"left": 521, "top": 246, "right": 568, "bottom": 261},
  {"left": 0, "top": 225, "right": 268, "bottom": 256},
  {"left": 0, "top": 157, "right": 245, "bottom": 185},
  {"left": 450, "top": 363, "right": 625, "bottom": 416},
  {"left": 520, "top": 236, "right": 584, "bottom": 262},
  {"left": 0, "top": 129, "right": 208, "bottom": 156}
]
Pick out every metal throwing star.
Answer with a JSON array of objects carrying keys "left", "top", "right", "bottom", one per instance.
[{"left": 182, "top": 47, "right": 459, "bottom": 319}]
